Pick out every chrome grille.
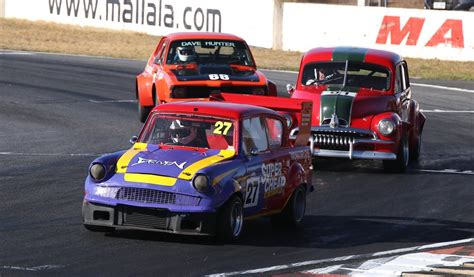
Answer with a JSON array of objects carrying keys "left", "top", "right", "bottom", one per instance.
[
  {"left": 116, "top": 187, "right": 200, "bottom": 206},
  {"left": 313, "top": 129, "right": 375, "bottom": 151}
]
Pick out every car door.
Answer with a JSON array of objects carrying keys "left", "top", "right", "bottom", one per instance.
[
  {"left": 240, "top": 115, "right": 290, "bottom": 217},
  {"left": 394, "top": 62, "right": 410, "bottom": 124}
]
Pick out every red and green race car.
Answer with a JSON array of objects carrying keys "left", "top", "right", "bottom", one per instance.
[
  {"left": 288, "top": 47, "right": 426, "bottom": 172},
  {"left": 83, "top": 94, "right": 313, "bottom": 240},
  {"left": 135, "top": 32, "right": 277, "bottom": 122}
]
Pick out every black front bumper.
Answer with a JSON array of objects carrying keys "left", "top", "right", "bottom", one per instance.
[{"left": 82, "top": 201, "right": 217, "bottom": 236}]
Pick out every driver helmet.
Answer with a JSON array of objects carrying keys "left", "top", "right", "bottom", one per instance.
[
  {"left": 176, "top": 46, "right": 196, "bottom": 63},
  {"left": 170, "top": 120, "right": 197, "bottom": 145}
]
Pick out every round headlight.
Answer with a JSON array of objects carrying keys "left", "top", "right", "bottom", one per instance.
[
  {"left": 193, "top": 175, "right": 209, "bottom": 192},
  {"left": 378, "top": 119, "right": 395, "bottom": 136},
  {"left": 90, "top": 163, "right": 106, "bottom": 181}
]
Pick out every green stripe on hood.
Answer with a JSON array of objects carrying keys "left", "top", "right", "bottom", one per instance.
[
  {"left": 332, "top": 47, "right": 368, "bottom": 62},
  {"left": 320, "top": 89, "right": 359, "bottom": 126}
]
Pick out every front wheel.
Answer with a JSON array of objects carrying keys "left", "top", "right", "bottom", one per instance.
[
  {"left": 383, "top": 135, "right": 409, "bottom": 173},
  {"left": 138, "top": 93, "right": 152, "bottom": 123},
  {"left": 217, "top": 195, "right": 244, "bottom": 241},
  {"left": 272, "top": 185, "right": 306, "bottom": 227},
  {"left": 410, "top": 132, "right": 422, "bottom": 161}
]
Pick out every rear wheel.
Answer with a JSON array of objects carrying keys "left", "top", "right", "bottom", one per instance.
[
  {"left": 217, "top": 195, "right": 244, "bottom": 241},
  {"left": 272, "top": 185, "right": 306, "bottom": 227},
  {"left": 383, "top": 135, "right": 409, "bottom": 173}
]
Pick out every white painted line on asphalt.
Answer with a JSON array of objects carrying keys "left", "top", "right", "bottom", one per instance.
[
  {"left": 89, "top": 99, "right": 136, "bottom": 103},
  {"left": 0, "top": 264, "right": 64, "bottom": 271},
  {"left": 0, "top": 152, "right": 100, "bottom": 157},
  {"left": 412, "top": 82, "right": 474, "bottom": 94},
  {"left": 0, "top": 51, "right": 34, "bottom": 55},
  {"left": 415, "top": 169, "right": 474, "bottom": 175},
  {"left": 206, "top": 238, "right": 474, "bottom": 276},
  {"left": 421, "top": 109, "right": 474, "bottom": 113}
]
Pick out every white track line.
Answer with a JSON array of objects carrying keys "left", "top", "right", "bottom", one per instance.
[
  {"left": 421, "top": 109, "right": 474, "bottom": 113},
  {"left": 0, "top": 264, "right": 64, "bottom": 272},
  {"left": 0, "top": 152, "right": 100, "bottom": 157},
  {"left": 206, "top": 238, "right": 474, "bottom": 276},
  {"left": 415, "top": 169, "right": 474, "bottom": 175},
  {"left": 89, "top": 99, "right": 136, "bottom": 103},
  {"left": 412, "top": 82, "right": 474, "bottom": 94}
]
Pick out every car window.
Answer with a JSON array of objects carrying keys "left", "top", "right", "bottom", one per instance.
[
  {"left": 241, "top": 117, "right": 268, "bottom": 155},
  {"left": 301, "top": 61, "right": 390, "bottom": 91},
  {"left": 395, "top": 65, "right": 403, "bottom": 93},
  {"left": 264, "top": 117, "right": 283, "bottom": 149},
  {"left": 402, "top": 61, "right": 410, "bottom": 90}
]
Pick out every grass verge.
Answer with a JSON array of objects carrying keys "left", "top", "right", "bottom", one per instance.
[{"left": 1, "top": 18, "right": 473, "bottom": 80}]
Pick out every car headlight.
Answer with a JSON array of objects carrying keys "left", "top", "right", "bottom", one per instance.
[
  {"left": 89, "top": 163, "right": 106, "bottom": 181},
  {"left": 378, "top": 119, "right": 395, "bottom": 136},
  {"left": 193, "top": 175, "right": 210, "bottom": 192}
]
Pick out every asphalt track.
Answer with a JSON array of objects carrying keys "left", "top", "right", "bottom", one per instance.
[{"left": 0, "top": 51, "right": 473, "bottom": 276}]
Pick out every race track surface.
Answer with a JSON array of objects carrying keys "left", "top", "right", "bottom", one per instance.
[{"left": 0, "top": 52, "right": 473, "bottom": 276}]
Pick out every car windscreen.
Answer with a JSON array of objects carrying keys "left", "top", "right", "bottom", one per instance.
[
  {"left": 301, "top": 61, "right": 391, "bottom": 91},
  {"left": 139, "top": 114, "right": 235, "bottom": 150},
  {"left": 166, "top": 39, "right": 254, "bottom": 66}
]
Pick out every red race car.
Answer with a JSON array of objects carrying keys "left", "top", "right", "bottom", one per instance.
[
  {"left": 135, "top": 32, "right": 277, "bottom": 122},
  {"left": 288, "top": 47, "right": 426, "bottom": 172}
]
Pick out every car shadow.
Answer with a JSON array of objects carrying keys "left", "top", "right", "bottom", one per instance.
[{"left": 105, "top": 215, "right": 474, "bottom": 248}]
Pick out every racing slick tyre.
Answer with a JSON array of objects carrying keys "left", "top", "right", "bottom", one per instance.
[
  {"left": 138, "top": 94, "right": 152, "bottom": 123},
  {"left": 271, "top": 185, "right": 306, "bottom": 227},
  {"left": 383, "top": 135, "right": 409, "bottom": 173},
  {"left": 410, "top": 132, "right": 422, "bottom": 161},
  {"left": 83, "top": 224, "right": 115, "bottom": 233},
  {"left": 217, "top": 195, "right": 244, "bottom": 241}
]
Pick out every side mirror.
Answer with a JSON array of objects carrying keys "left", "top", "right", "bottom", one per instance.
[
  {"left": 129, "top": 136, "right": 138, "bottom": 145},
  {"left": 153, "top": 57, "right": 162, "bottom": 65},
  {"left": 286, "top": 84, "right": 295, "bottom": 95},
  {"left": 249, "top": 147, "right": 259, "bottom": 156}
]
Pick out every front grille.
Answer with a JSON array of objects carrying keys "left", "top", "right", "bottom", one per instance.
[
  {"left": 116, "top": 187, "right": 200, "bottom": 206},
  {"left": 119, "top": 205, "right": 169, "bottom": 230},
  {"left": 313, "top": 128, "right": 375, "bottom": 151}
]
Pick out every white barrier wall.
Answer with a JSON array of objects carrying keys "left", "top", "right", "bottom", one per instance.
[
  {"left": 283, "top": 3, "right": 474, "bottom": 61},
  {"left": 4, "top": 0, "right": 275, "bottom": 48}
]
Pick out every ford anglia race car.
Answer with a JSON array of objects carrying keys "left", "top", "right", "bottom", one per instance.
[
  {"left": 82, "top": 94, "right": 313, "bottom": 240},
  {"left": 135, "top": 32, "right": 277, "bottom": 122},
  {"left": 288, "top": 47, "right": 426, "bottom": 172}
]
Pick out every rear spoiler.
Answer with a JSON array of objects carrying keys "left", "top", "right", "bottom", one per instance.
[{"left": 211, "top": 93, "right": 312, "bottom": 146}]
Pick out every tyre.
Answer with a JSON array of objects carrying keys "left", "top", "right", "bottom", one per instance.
[
  {"left": 383, "top": 135, "right": 409, "bottom": 173},
  {"left": 217, "top": 195, "right": 244, "bottom": 241},
  {"left": 410, "top": 132, "right": 422, "bottom": 161},
  {"left": 272, "top": 185, "right": 306, "bottom": 227},
  {"left": 83, "top": 224, "right": 115, "bottom": 233},
  {"left": 138, "top": 92, "right": 152, "bottom": 123}
]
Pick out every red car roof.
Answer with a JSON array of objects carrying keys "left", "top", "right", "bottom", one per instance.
[
  {"left": 165, "top": 32, "right": 245, "bottom": 42},
  {"left": 153, "top": 101, "right": 279, "bottom": 120}
]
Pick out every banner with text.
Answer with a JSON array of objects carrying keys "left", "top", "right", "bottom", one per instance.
[
  {"left": 4, "top": 0, "right": 275, "bottom": 48},
  {"left": 283, "top": 4, "right": 474, "bottom": 61}
]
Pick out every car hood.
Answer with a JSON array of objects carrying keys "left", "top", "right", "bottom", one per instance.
[
  {"left": 169, "top": 64, "right": 260, "bottom": 82},
  {"left": 292, "top": 86, "right": 396, "bottom": 129},
  {"left": 116, "top": 143, "right": 235, "bottom": 180}
]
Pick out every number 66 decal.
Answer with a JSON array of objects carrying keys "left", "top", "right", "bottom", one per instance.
[{"left": 209, "top": 74, "right": 230, "bottom": 80}]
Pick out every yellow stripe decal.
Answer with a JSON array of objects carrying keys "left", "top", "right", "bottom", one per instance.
[
  {"left": 212, "top": 168, "right": 238, "bottom": 186},
  {"left": 178, "top": 150, "right": 236, "bottom": 180},
  {"left": 116, "top": 143, "right": 148, "bottom": 173},
  {"left": 124, "top": 173, "right": 177, "bottom": 186}
]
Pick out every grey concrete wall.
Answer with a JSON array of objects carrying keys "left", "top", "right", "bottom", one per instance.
[{"left": 272, "top": 0, "right": 284, "bottom": 50}]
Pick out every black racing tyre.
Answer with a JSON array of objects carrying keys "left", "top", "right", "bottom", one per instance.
[
  {"left": 217, "top": 195, "right": 244, "bottom": 241},
  {"left": 83, "top": 224, "right": 115, "bottom": 233},
  {"left": 272, "top": 185, "right": 306, "bottom": 227},
  {"left": 383, "top": 135, "right": 409, "bottom": 173},
  {"left": 138, "top": 92, "right": 152, "bottom": 123},
  {"left": 410, "top": 132, "right": 422, "bottom": 161}
]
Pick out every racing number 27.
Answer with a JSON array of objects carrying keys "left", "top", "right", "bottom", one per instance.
[
  {"left": 245, "top": 179, "right": 259, "bottom": 207},
  {"left": 214, "top": 121, "right": 232, "bottom": 135}
]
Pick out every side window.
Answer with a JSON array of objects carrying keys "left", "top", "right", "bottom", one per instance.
[
  {"left": 394, "top": 65, "right": 403, "bottom": 93},
  {"left": 265, "top": 117, "right": 283, "bottom": 149},
  {"left": 402, "top": 61, "right": 410, "bottom": 90},
  {"left": 241, "top": 117, "right": 269, "bottom": 155},
  {"left": 157, "top": 41, "right": 167, "bottom": 63}
]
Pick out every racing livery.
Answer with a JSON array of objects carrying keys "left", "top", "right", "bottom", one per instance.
[
  {"left": 288, "top": 47, "right": 426, "bottom": 172},
  {"left": 135, "top": 32, "right": 277, "bottom": 122},
  {"left": 82, "top": 94, "right": 312, "bottom": 240}
]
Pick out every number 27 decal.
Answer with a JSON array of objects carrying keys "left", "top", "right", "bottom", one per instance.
[
  {"left": 244, "top": 178, "right": 259, "bottom": 208},
  {"left": 209, "top": 74, "right": 229, "bottom": 80},
  {"left": 213, "top": 121, "right": 232, "bottom": 135}
]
